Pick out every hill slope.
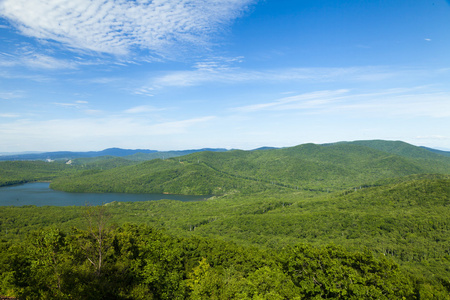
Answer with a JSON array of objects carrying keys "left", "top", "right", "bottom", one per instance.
[
  {"left": 99, "top": 175, "right": 449, "bottom": 288},
  {"left": 343, "top": 140, "right": 450, "bottom": 159},
  {"left": 50, "top": 141, "right": 450, "bottom": 195},
  {"left": 50, "top": 158, "right": 291, "bottom": 195}
]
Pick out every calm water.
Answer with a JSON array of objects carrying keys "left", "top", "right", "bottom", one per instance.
[{"left": 0, "top": 182, "right": 208, "bottom": 206}]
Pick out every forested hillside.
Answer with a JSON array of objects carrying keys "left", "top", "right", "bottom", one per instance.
[
  {"left": 1, "top": 140, "right": 450, "bottom": 298},
  {"left": 51, "top": 158, "right": 293, "bottom": 195},
  {"left": 1, "top": 176, "right": 450, "bottom": 298},
  {"left": 51, "top": 141, "right": 450, "bottom": 195},
  {"left": 0, "top": 221, "right": 420, "bottom": 299},
  {"left": 0, "top": 160, "right": 75, "bottom": 187}
]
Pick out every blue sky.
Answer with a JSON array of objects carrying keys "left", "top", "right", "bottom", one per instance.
[{"left": 1, "top": 0, "right": 450, "bottom": 152}]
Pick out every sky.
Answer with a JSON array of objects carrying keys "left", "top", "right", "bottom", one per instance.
[{"left": 1, "top": 0, "right": 450, "bottom": 152}]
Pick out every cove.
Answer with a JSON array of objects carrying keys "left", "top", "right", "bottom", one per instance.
[{"left": 0, "top": 182, "right": 209, "bottom": 207}]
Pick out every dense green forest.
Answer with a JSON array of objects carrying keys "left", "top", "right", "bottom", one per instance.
[
  {"left": 49, "top": 141, "right": 450, "bottom": 195},
  {"left": 0, "top": 219, "right": 423, "bottom": 299},
  {"left": 1, "top": 140, "right": 450, "bottom": 299},
  {"left": 0, "top": 160, "right": 75, "bottom": 187}
]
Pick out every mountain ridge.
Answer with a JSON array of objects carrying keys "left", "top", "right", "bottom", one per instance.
[
  {"left": 50, "top": 140, "right": 450, "bottom": 195},
  {"left": 1, "top": 140, "right": 450, "bottom": 161},
  {"left": 0, "top": 147, "right": 229, "bottom": 161}
]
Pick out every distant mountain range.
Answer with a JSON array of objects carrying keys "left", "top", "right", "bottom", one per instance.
[
  {"left": 0, "top": 147, "right": 229, "bottom": 161},
  {"left": 420, "top": 146, "right": 450, "bottom": 157},
  {"left": 1, "top": 140, "right": 449, "bottom": 161}
]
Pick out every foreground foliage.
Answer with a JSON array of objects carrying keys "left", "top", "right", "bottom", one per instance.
[{"left": 0, "top": 221, "right": 430, "bottom": 299}]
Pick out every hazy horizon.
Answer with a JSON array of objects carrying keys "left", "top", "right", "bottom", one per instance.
[{"left": 1, "top": 139, "right": 450, "bottom": 155}]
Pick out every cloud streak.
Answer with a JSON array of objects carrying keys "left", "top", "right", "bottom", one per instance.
[
  {"left": 124, "top": 105, "right": 165, "bottom": 114},
  {"left": 144, "top": 64, "right": 433, "bottom": 90},
  {"left": 0, "top": 90, "right": 25, "bottom": 100},
  {"left": 232, "top": 88, "right": 450, "bottom": 118},
  {"left": 233, "top": 90, "right": 350, "bottom": 113},
  {"left": 0, "top": 0, "right": 254, "bottom": 56},
  {"left": 0, "top": 50, "right": 78, "bottom": 70}
]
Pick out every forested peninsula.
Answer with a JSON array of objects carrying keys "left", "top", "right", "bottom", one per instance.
[{"left": 1, "top": 140, "right": 450, "bottom": 299}]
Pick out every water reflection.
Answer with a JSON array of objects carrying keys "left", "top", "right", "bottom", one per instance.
[{"left": 0, "top": 182, "right": 208, "bottom": 206}]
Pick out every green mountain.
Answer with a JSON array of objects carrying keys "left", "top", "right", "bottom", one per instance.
[
  {"left": 50, "top": 140, "right": 450, "bottom": 195},
  {"left": 0, "top": 160, "right": 75, "bottom": 187},
  {"left": 50, "top": 158, "right": 290, "bottom": 195},
  {"left": 125, "top": 148, "right": 229, "bottom": 161},
  {"left": 341, "top": 139, "right": 450, "bottom": 159},
  {"left": 70, "top": 156, "right": 137, "bottom": 169}
]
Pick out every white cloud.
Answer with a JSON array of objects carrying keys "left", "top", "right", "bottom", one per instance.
[
  {"left": 53, "top": 103, "right": 76, "bottom": 107},
  {"left": 0, "top": 90, "right": 24, "bottom": 99},
  {"left": 144, "top": 65, "right": 418, "bottom": 90},
  {"left": 233, "top": 90, "right": 350, "bottom": 113},
  {"left": 0, "top": 69, "right": 52, "bottom": 82},
  {"left": 132, "top": 87, "right": 154, "bottom": 97},
  {"left": 83, "top": 109, "right": 103, "bottom": 115},
  {"left": 232, "top": 88, "right": 450, "bottom": 118},
  {"left": 124, "top": 105, "right": 164, "bottom": 114},
  {"left": 22, "top": 53, "right": 77, "bottom": 69},
  {"left": 53, "top": 100, "right": 90, "bottom": 110},
  {"left": 0, "top": 51, "right": 77, "bottom": 69},
  {"left": 0, "top": 113, "right": 20, "bottom": 118},
  {"left": 0, "top": 0, "right": 254, "bottom": 56}
]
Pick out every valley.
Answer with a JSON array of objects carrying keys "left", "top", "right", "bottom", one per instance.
[{"left": 0, "top": 140, "right": 449, "bottom": 299}]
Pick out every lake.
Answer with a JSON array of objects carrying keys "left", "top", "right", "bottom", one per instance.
[{"left": 0, "top": 182, "right": 209, "bottom": 206}]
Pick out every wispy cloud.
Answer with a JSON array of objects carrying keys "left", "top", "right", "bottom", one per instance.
[
  {"left": 0, "top": 0, "right": 254, "bottom": 56},
  {"left": 0, "top": 113, "right": 20, "bottom": 118},
  {"left": 53, "top": 100, "right": 89, "bottom": 108},
  {"left": 22, "top": 53, "right": 77, "bottom": 69},
  {"left": 232, "top": 88, "right": 450, "bottom": 118},
  {"left": 132, "top": 87, "right": 154, "bottom": 97},
  {"left": 0, "top": 69, "right": 52, "bottom": 82},
  {"left": 124, "top": 105, "right": 165, "bottom": 114},
  {"left": 0, "top": 90, "right": 25, "bottom": 100},
  {"left": 0, "top": 50, "right": 77, "bottom": 70},
  {"left": 144, "top": 65, "right": 423, "bottom": 90},
  {"left": 233, "top": 90, "right": 349, "bottom": 113}
]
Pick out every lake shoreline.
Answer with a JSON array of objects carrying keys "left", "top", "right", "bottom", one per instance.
[{"left": 0, "top": 182, "right": 209, "bottom": 207}]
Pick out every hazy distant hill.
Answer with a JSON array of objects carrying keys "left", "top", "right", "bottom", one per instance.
[
  {"left": 0, "top": 148, "right": 156, "bottom": 161},
  {"left": 2, "top": 140, "right": 448, "bottom": 161},
  {"left": 124, "top": 148, "right": 228, "bottom": 161},
  {"left": 420, "top": 146, "right": 450, "bottom": 157},
  {"left": 0, "top": 147, "right": 228, "bottom": 161}
]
